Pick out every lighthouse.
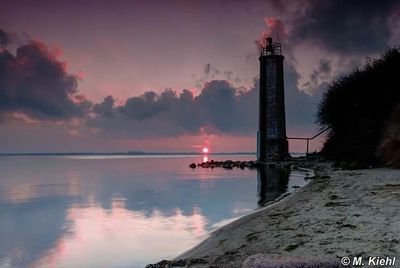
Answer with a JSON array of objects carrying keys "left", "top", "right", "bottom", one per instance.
[{"left": 257, "top": 37, "right": 288, "bottom": 161}]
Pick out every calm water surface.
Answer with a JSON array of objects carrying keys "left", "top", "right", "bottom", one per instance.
[{"left": 0, "top": 155, "right": 310, "bottom": 268}]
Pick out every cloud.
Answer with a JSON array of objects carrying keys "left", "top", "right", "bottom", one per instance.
[
  {"left": 88, "top": 78, "right": 317, "bottom": 139},
  {"left": 300, "top": 59, "right": 332, "bottom": 93},
  {"left": 0, "top": 28, "right": 17, "bottom": 48},
  {"left": 255, "top": 17, "right": 288, "bottom": 54},
  {"left": 0, "top": 30, "right": 92, "bottom": 122},
  {"left": 194, "top": 63, "right": 242, "bottom": 88},
  {"left": 88, "top": 80, "right": 250, "bottom": 137},
  {"left": 256, "top": 1, "right": 400, "bottom": 94},
  {"left": 0, "top": 26, "right": 322, "bottom": 140},
  {"left": 88, "top": 81, "right": 252, "bottom": 138},
  {"left": 4, "top": 0, "right": 399, "bottom": 143},
  {"left": 289, "top": 0, "right": 398, "bottom": 54},
  {"left": 93, "top": 95, "right": 115, "bottom": 117}
]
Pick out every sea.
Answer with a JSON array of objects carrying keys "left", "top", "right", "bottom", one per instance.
[{"left": 0, "top": 154, "right": 310, "bottom": 268}]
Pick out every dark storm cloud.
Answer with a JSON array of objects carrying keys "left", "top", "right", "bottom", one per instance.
[
  {"left": 89, "top": 81, "right": 254, "bottom": 137},
  {"left": 283, "top": 64, "right": 319, "bottom": 127},
  {"left": 260, "top": 0, "right": 400, "bottom": 96},
  {"left": 0, "top": 36, "right": 92, "bottom": 121},
  {"left": 93, "top": 95, "right": 115, "bottom": 117},
  {"left": 289, "top": 0, "right": 398, "bottom": 54},
  {"left": 0, "top": 28, "right": 17, "bottom": 47},
  {"left": 301, "top": 59, "right": 332, "bottom": 93},
  {"left": 89, "top": 79, "right": 316, "bottom": 138}
]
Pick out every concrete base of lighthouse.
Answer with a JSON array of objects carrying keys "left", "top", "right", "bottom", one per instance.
[
  {"left": 266, "top": 138, "right": 289, "bottom": 160},
  {"left": 257, "top": 132, "right": 289, "bottom": 161}
]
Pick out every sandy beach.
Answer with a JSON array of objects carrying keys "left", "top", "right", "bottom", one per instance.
[{"left": 148, "top": 163, "right": 400, "bottom": 267}]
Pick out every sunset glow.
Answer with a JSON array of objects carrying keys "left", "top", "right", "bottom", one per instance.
[
  {"left": 33, "top": 204, "right": 208, "bottom": 268},
  {"left": 1, "top": 1, "right": 398, "bottom": 268}
]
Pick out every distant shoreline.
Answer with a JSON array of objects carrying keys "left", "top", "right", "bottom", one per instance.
[
  {"left": 0, "top": 152, "right": 256, "bottom": 156},
  {"left": 0, "top": 152, "right": 309, "bottom": 157}
]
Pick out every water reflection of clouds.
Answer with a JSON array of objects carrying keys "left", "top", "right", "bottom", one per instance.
[
  {"left": 0, "top": 196, "right": 72, "bottom": 268},
  {"left": 0, "top": 156, "right": 306, "bottom": 267},
  {"left": 4, "top": 183, "right": 79, "bottom": 204},
  {"left": 33, "top": 201, "right": 208, "bottom": 268}
]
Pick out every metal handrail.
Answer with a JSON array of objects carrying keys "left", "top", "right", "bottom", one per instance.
[{"left": 287, "top": 127, "right": 331, "bottom": 156}]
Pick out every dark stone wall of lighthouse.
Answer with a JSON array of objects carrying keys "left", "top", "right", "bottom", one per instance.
[{"left": 258, "top": 54, "right": 288, "bottom": 161}]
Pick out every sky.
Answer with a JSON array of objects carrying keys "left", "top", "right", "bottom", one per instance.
[{"left": 0, "top": 0, "right": 399, "bottom": 153}]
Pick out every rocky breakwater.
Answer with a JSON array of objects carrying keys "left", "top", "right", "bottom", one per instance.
[{"left": 189, "top": 160, "right": 291, "bottom": 170}]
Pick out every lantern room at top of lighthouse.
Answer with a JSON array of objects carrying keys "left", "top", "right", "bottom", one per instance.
[{"left": 260, "top": 37, "right": 282, "bottom": 56}]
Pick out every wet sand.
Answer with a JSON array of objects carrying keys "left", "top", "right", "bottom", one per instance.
[{"left": 154, "top": 163, "right": 400, "bottom": 267}]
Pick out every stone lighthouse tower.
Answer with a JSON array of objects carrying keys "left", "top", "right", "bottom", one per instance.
[{"left": 257, "top": 37, "right": 288, "bottom": 161}]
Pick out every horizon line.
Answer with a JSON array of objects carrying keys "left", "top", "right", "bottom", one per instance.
[
  {"left": 0, "top": 151, "right": 309, "bottom": 156},
  {"left": 0, "top": 151, "right": 257, "bottom": 156}
]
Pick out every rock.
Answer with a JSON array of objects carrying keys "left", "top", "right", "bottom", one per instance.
[
  {"left": 188, "top": 159, "right": 272, "bottom": 170},
  {"left": 243, "top": 161, "right": 252, "bottom": 168},
  {"left": 145, "top": 258, "right": 205, "bottom": 268},
  {"left": 186, "top": 258, "right": 208, "bottom": 265},
  {"left": 339, "top": 223, "right": 357, "bottom": 229},
  {"left": 329, "top": 194, "right": 338, "bottom": 200},
  {"left": 223, "top": 164, "right": 233, "bottom": 169},
  {"left": 189, "top": 163, "right": 196, "bottom": 169},
  {"left": 324, "top": 202, "right": 349, "bottom": 207},
  {"left": 251, "top": 161, "right": 263, "bottom": 168},
  {"left": 284, "top": 244, "right": 300, "bottom": 251},
  {"left": 144, "top": 260, "right": 171, "bottom": 268}
]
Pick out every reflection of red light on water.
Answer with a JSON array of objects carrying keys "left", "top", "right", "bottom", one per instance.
[{"left": 202, "top": 147, "right": 209, "bottom": 162}]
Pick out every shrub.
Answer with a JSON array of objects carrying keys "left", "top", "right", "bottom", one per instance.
[{"left": 317, "top": 48, "right": 400, "bottom": 166}]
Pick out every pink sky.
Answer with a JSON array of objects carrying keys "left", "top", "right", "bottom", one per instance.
[{"left": 0, "top": 0, "right": 397, "bottom": 153}]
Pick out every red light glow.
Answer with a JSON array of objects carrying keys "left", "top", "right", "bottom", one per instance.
[{"left": 202, "top": 147, "right": 209, "bottom": 154}]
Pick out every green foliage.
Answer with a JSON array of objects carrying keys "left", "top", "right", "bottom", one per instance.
[{"left": 317, "top": 48, "right": 400, "bottom": 165}]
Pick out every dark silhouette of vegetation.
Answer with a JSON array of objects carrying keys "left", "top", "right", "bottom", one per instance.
[
  {"left": 317, "top": 48, "right": 400, "bottom": 167},
  {"left": 378, "top": 104, "right": 400, "bottom": 167}
]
